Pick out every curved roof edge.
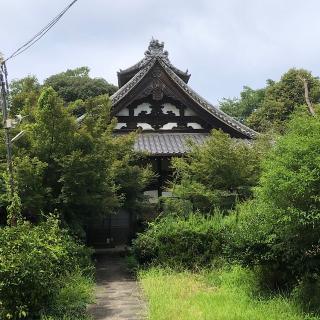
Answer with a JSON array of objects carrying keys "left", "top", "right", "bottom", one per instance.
[
  {"left": 111, "top": 55, "right": 258, "bottom": 139},
  {"left": 157, "top": 59, "right": 258, "bottom": 138},
  {"left": 117, "top": 39, "right": 190, "bottom": 87}
]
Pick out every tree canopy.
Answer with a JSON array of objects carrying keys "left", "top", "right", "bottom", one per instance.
[
  {"left": 220, "top": 68, "right": 320, "bottom": 133},
  {"left": 1, "top": 84, "right": 153, "bottom": 234},
  {"left": 219, "top": 86, "right": 266, "bottom": 123},
  {"left": 226, "top": 112, "right": 320, "bottom": 287},
  {"left": 44, "top": 66, "right": 118, "bottom": 103},
  {"left": 169, "top": 130, "right": 270, "bottom": 213}
]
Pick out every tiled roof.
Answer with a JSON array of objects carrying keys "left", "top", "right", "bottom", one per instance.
[
  {"left": 117, "top": 39, "right": 190, "bottom": 87},
  {"left": 134, "top": 133, "right": 209, "bottom": 156},
  {"left": 110, "top": 40, "right": 258, "bottom": 139}
]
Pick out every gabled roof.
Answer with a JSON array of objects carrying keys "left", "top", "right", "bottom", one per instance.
[
  {"left": 117, "top": 39, "right": 190, "bottom": 87},
  {"left": 111, "top": 40, "right": 258, "bottom": 139}
]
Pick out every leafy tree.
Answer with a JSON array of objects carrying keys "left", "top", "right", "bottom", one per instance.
[
  {"left": 29, "top": 87, "right": 77, "bottom": 161},
  {"left": 4, "top": 156, "right": 47, "bottom": 219},
  {"left": 9, "top": 75, "right": 40, "bottom": 115},
  {"left": 170, "top": 130, "right": 270, "bottom": 213},
  {"left": 220, "top": 86, "right": 266, "bottom": 123},
  {"left": 226, "top": 113, "right": 320, "bottom": 288},
  {"left": 44, "top": 66, "right": 117, "bottom": 103},
  {"left": 0, "top": 86, "right": 153, "bottom": 233},
  {"left": 221, "top": 69, "right": 320, "bottom": 133},
  {"left": 247, "top": 69, "right": 320, "bottom": 132}
]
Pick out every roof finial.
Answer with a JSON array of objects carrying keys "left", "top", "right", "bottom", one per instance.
[{"left": 145, "top": 38, "right": 168, "bottom": 59}]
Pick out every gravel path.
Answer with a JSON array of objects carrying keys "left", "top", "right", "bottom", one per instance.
[{"left": 88, "top": 251, "right": 146, "bottom": 320}]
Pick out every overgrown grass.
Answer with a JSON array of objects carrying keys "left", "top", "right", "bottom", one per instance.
[
  {"left": 139, "top": 266, "right": 319, "bottom": 320},
  {"left": 40, "top": 270, "right": 94, "bottom": 320}
]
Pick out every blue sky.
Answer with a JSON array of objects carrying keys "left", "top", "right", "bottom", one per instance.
[{"left": 1, "top": 0, "right": 320, "bottom": 104}]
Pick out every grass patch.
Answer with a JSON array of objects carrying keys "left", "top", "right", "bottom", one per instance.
[
  {"left": 40, "top": 269, "right": 94, "bottom": 320},
  {"left": 139, "top": 266, "right": 319, "bottom": 320}
]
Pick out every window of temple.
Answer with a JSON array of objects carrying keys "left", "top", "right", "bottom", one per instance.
[
  {"left": 144, "top": 190, "right": 158, "bottom": 203},
  {"left": 187, "top": 122, "right": 203, "bottom": 129},
  {"left": 116, "top": 108, "right": 129, "bottom": 116},
  {"left": 162, "top": 103, "right": 180, "bottom": 116},
  {"left": 160, "top": 122, "right": 178, "bottom": 130},
  {"left": 137, "top": 123, "right": 154, "bottom": 130},
  {"left": 185, "top": 107, "right": 196, "bottom": 116},
  {"left": 134, "top": 103, "right": 152, "bottom": 116},
  {"left": 115, "top": 122, "right": 127, "bottom": 129}
]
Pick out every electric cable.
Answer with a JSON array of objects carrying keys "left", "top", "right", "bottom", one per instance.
[{"left": 3, "top": 0, "right": 79, "bottom": 63}]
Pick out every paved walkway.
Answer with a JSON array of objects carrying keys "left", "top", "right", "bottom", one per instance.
[{"left": 88, "top": 249, "right": 146, "bottom": 320}]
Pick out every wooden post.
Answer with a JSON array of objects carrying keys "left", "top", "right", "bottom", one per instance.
[{"left": 157, "top": 157, "right": 162, "bottom": 197}]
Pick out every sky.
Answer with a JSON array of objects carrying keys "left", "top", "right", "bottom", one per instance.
[{"left": 1, "top": 0, "right": 320, "bottom": 105}]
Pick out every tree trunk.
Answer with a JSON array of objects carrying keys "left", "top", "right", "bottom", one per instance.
[{"left": 298, "top": 76, "right": 316, "bottom": 117}]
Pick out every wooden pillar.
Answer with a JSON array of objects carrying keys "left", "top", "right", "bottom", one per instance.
[{"left": 157, "top": 157, "right": 162, "bottom": 197}]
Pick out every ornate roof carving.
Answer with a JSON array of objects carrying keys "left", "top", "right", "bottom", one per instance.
[
  {"left": 157, "top": 60, "right": 257, "bottom": 138},
  {"left": 145, "top": 39, "right": 169, "bottom": 60},
  {"left": 111, "top": 58, "right": 155, "bottom": 106},
  {"left": 117, "top": 39, "right": 190, "bottom": 87},
  {"left": 111, "top": 40, "right": 258, "bottom": 139}
]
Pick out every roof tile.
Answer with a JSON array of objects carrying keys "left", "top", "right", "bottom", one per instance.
[{"left": 134, "top": 133, "right": 209, "bottom": 156}]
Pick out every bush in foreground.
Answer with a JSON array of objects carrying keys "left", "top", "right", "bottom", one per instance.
[
  {"left": 0, "top": 215, "right": 93, "bottom": 319},
  {"left": 133, "top": 213, "right": 226, "bottom": 269},
  {"left": 170, "top": 130, "right": 270, "bottom": 213},
  {"left": 41, "top": 270, "right": 94, "bottom": 320},
  {"left": 224, "top": 114, "right": 320, "bottom": 289}
]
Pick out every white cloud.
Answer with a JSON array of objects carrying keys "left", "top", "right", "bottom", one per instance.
[{"left": 2, "top": 0, "right": 320, "bottom": 104}]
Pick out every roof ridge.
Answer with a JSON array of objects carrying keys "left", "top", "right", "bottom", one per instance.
[
  {"left": 111, "top": 58, "right": 156, "bottom": 105},
  {"left": 117, "top": 39, "right": 190, "bottom": 85}
]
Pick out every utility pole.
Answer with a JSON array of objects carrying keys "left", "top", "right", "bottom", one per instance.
[{"left": 0, "top": 62, "right": 15, "bottom": 197}]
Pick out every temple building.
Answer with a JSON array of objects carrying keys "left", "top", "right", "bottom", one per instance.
[
  {"left": 110, "top": 39, "right": 256, "bottom": 198},
  {"left": 87, "top": 39, "right": 257, "bottom": 247}
]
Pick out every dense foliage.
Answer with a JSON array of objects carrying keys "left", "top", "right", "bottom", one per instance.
[
  {"left": 1, "top": 85, "right": 153, "bottom": 233},
  {"left": 0, "top": 68, "right": 153, "bottom": 318},
  {"left": 219, "top": 85, "right": 266, "bottom": 123},
  {"left": 220, "top": 68, "right": 320, "bottom": 132},
  {"left": 9, "top": 67, "right": 117, "bottom": 115},
  {"left": 44, "top": 67, "right": 117, "bottom": 103},
  {"left": 169, "top": 130, "right": 270, "bottom": 213},
  {"left": 133, "top": 213, "right": 226, "bottom": 269},
  {"left": 0, "top": 67, "right": 152, "bottom": 319},
  {"left": 9, "top": 76, "right": 41, "bottom": 115},
  {"left": 0, "top": 216, "right": 93, "bottom": 319},
  {"left": 225, "top": 113, "right": 320, "bottom": 290},
  {"left": 133, "top": 68, "right": 320, "bottom": 317}
]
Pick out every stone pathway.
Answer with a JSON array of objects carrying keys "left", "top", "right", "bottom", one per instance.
[{"left": 88, "top": 249, "right": 146, "bottom": 320}]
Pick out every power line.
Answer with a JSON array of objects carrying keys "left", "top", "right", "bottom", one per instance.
[
  {"left": 1, "top": 0, "right": 79, "bottom": 224},
  {"left": 3, "top": 0, "right": 79, "bottom": 63}
]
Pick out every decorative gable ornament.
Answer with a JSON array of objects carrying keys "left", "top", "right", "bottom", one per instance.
[{"left": 111, "top": 39, "right": 257, "bottom": 155}]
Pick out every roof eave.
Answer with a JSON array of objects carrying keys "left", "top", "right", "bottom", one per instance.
[{"left": 157, "top": 59, "right": 258, "bottom": 139}]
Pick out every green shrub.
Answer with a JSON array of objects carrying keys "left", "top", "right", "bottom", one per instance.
[
  {"left": 224, "top": 114, "right": 320, "bottom": 289},
  {"left": 41, "top": 269, "right": 94, "bottom": 319},
  {"left": 292, "top": 276, "right": 320, "bottom": 315},
  {"left": 125, "top": 254, "right": 139, "bottom": 274},
  {"left": 170, "top": 130, "right": 270, "bottom": 213},
  {"left": 132, "top": 213, "right": 226, "bottom": 269},
  {"left": 0, "top": 215, "right": 93, "bottom": 319}
]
